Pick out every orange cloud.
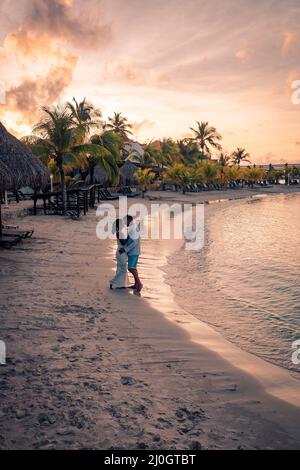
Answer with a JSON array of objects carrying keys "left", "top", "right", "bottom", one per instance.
[
  {"left": 132, "top": 119, "right": 156, "bottom": 134},
  {"left": 4, "top": 29, "right": 56, "bottom": 58},
  {"left": 0, "top": 0, "right": 112, "bottom": 128},
  {"left": 1, "top": 54, "right": 78, "bottom": 124},
  {"left": 4, "top": 0, "right": 111, "bottom": 58},
  {"left": 10, "top": 0, "right": 111, "bottom": 49}
]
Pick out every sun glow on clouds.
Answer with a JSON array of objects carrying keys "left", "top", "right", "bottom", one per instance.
[{"left": 0, "top": 0, "right": 300, "bottom": 162}]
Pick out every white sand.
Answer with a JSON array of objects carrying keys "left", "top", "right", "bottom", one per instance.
[{"left": 1, "top": 185, "right": 300, "bottom": 449}]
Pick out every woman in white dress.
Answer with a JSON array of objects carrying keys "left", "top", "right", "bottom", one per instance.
[{"left": 110, "top": 219, "right": 129, "bottom": 289}]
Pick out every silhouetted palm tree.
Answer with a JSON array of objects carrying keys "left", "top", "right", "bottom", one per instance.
[
  {"left": 67, "top": 97, "right": 102, "bottom": 137},
  {"left": 231, "top": 147, "right": 251, "bottom": 166},
  {"left": 190, "top": 121, "right": 222, "bottom": 158},
  {"left": 105, "top": 112, "right": 132, "bottom": 139},
  {"left": 161, "top": 138, "right": 182, "bottom": 166},
  {"left": 178, "top": 138, "right": 199, "bottom": 164},
  {"left": 218, "top": 152, "right": 231, "bottom": 167}
]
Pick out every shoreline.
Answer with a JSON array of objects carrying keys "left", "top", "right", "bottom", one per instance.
[
  {"left": 1, "top": 185, "right": 300, "bottom": 449},
  {"left": 134, "top": 193, "right": 300, "bottom": 408},
  {"left": 147, "top": 183, "right": 300, "bottom": 203}
]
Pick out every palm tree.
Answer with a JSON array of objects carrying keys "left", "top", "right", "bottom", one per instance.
[
  {"left": 231, "top": 147, "right": 251, "bottom": 166},
  {"left": 218, "top": 152, "right": 231, "bottom": 167},
  {"left": 163, "top": 163, "right": 190, "bottom": 193},
  {"left": 161, "top": 138, "right": 182, "bottom": 166},
  {"left": 89, "top": 131, "right": 122, "bottom": 183},
  {"left": 73, "top": 147, "right": 119, "bottom": 185},
  {"left": 223, "top": 165, "right": 242, "bottom": 184},
  {"left": 178, "top": 138, "right": 199, "bottom": 165},
  {"left": 32, "top": 105, "right": 115, "bottom": 213},
  {"left": 67, "top": 97, "right": 102, "bottom": 136},
  {"left": 134, "top": 168, "right": 155, "bottom": 198},
  {"left": 66, "top": 101, "right": 117, "bottom": 185},
  {"left": 93, "top": 130, "right": 123, "bottom": 153},
  {"left": 245, "top": 167, "right": 266, "bottom": 188},
  {"left": 217, "top": 153, "right": 231, "bottom": 184},
  {"left": 143, "top": 144, "right": 162, "bottom": 167},
  {"left": 125, "top": 142, "right": 163, "bottom": 168},
  {"left": 105, "top": 112, "right": 133, "bottom": 139},
  {"left": 190, "top": 121, "right": 222, "bottom": 158},
  {"left": 197, "top": 161, "right": 219, "bottom": 185}
]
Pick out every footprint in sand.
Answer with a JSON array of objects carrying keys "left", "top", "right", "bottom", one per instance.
[
  {"left": 175, "top": 407, "right": 207, "bottom": 434},
  {"left": 121, "top": 376, "right": 136, "bottom": 386},
  {"left": 133, "top": 404, "right": 148, "bottom": 417},
  {"left": 155, "top": 417, "right": 173, "bottom": 430}
]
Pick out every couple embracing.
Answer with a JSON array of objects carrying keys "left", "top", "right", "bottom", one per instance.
[{"left": 110, "top": 215, "right": 143, "bottom": 296}]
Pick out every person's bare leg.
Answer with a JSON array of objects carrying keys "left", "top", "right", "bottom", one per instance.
[{"left": 129, "top": 268, "right": 143, "bottom": 293}]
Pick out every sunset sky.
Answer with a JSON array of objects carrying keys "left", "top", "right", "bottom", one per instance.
[{"left": 0, "top": 0, "right": 300, "bottom": 163}]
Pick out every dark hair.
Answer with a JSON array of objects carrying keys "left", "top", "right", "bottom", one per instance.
[
  {"left": 113, "top": 218, "right": 122, "bottom": 233},
  {"left": 127, "top": 215, "right": 133, "bottom": 223}
]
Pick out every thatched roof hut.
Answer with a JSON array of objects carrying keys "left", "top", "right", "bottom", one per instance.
[
  {"left": 0, "top": 122, "right": 49, "bottom": 189},
  {"left": 0, "top": 160, "right": 12, "bottom": 237},
  {"left": 85, "top": 164, "right": 108, "bottom": 185},
  {"left": 0, "top": 160, "right": 12, "bottom": 191},
  {"left": 119, "top": 161, "right": 139, "bottom": 185}
]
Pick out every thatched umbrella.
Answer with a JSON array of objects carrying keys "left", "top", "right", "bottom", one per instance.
[
  {"left": 0, "top": 160, "right": 11, "bottom": 189},
  {"left": 0, "top": 160, "right": 12, "bottom": 237},
  {"left": 119, "top": 161, "right": 138, "bottom": 185},
  {"left": 85, "top": 163, "right": 108, "bottom": 185},
  {"left": 0, "top": 122, "right": 49, "bottom": 190}
]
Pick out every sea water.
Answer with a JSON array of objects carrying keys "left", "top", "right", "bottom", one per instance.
[{"left": 166, "top": 193, "right": 300, "bottom": 377}]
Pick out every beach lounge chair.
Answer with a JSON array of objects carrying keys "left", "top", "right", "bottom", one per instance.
[
  {"left": 0, "top": 235, "right": 22, "bottom": 249},
  {"left": 120, "top": 186, "right": 140, "bottom": 197},
  {"left": 2, "top": 227, "right": 34, "bottom": 239},
  {"left": 98, "top": 189, "right": 119, "bottom": 201},
  {"left": 103, "top": 189, "right": 119, "bottom": 200}
]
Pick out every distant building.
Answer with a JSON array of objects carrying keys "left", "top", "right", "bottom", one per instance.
[{"left": 123, "top": 141, "right": 144, "bottom": 163}]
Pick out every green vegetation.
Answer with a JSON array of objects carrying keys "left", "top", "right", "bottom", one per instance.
[
  {"left": 23, "top": 97, "right": 294, "bottom": 203},
  {"left": 134, "top": 168, "right": 156, "bottom": 197}
]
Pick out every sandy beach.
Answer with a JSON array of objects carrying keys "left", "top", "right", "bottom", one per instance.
[{"left": 1, "top": 185, "right": 300, "bottom": 450}]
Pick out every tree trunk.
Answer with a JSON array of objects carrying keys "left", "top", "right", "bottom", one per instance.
[
  {"left": 90, "top": 165, "right": 95, "bottom": 184},
  {"left": 59, "top": 165, "right": 67, "bottom": 215},
  {"left": 0, "top": 203, "right": 2, "bottom": 238}
]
